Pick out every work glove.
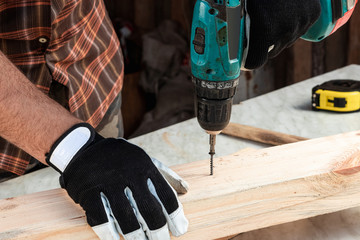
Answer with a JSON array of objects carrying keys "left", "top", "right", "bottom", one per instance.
[
  {"left": 243, "top": 0, "right": 321, "bottom": 69},
  {"left": 46, "top": 123, "right": 189, "bottom": 240}
]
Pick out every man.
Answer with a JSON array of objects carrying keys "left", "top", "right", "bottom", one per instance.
[
  {"left": 0, "top": 0, "right": 356, "bottom": 239},
  {"left": 0, "top": 1, "right": 188, "bottom": 239}
]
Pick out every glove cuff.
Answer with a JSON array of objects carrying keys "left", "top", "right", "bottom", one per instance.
[{"left": 46, "top": 123, "right": 96, "bottom": 173}]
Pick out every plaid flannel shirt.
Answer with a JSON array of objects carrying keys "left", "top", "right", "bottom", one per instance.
[{"left": 0, "top": 0, "right": 124, "bottom": 175}]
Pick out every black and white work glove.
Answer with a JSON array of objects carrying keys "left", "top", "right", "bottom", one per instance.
[
  {"left": 243, "top": 0, "right": 321, "bottom": 69},
  {"left": 46, "top": 123, "right": 189, "bottom": 240}
]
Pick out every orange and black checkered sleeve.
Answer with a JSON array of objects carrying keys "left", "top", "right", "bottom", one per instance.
[{"left": 0, "top": 0, "right": 124, "bottom": 175}]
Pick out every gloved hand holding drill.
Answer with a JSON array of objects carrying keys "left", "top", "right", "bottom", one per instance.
[
  {"left": 244, "top": 0, "right": 321, "bottom": 69},
  {"left": 191, "top": 0, "right": 327, "bottom": 174},
  {"left": 244, "top": 0, "right": 358, "bottom": 69}
]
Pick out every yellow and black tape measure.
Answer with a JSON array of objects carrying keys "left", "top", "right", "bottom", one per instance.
[{"left": 312, "top": 80, "right": 360, "bottom": 112}]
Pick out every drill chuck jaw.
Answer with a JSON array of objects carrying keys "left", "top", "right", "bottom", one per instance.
[{"left": 193, "top": 77, "right": 239, "bottom": 132}]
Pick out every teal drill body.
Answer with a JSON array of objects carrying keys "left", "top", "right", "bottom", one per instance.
[
  {"left": 302, "top": 0, "right": 356, "bottom": 41},
  {"left": 191, "top": 0, "right": 244, "bottom": 82},
  {"left": 190, "top": 0, "right": 357, "bottom": 174},
  {"left": 191, "top": 0, "right": 357, "bottom": 133},
  {"left": 191, "top": 0, "right": 244, "bottom": 132}
]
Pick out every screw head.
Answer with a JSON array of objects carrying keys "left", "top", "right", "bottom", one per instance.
[{"left": 39, "top": 37, "right": 48, "bottom": 43}]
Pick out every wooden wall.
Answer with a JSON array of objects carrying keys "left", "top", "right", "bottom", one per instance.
[
  {"left": 104, "top": 0, "right": 196, "bottom": 137},
  {"left": 105, "top": 0, "right": 360, "bottom": 88},
  {"left": 104, "top": 0, "right": 195, "bottom": 36},
  {"left": 275, "top": 5, "right": 360, "bottom": 87}
]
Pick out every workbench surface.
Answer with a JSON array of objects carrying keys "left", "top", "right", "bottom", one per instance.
[
  {"left": 1, "top": 65, "right": 360, "bottom": 239},
  {"left": 131, "top": 64, "right": 360, "bottom": 167}
]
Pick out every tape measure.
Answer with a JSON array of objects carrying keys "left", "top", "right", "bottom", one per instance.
[{"left": 312, "top": 80, "right": 360, "bottom": 112}]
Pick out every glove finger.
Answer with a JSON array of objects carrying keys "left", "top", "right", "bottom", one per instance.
[
  {"left": 91, "top": 193, "right": 120, "bottom": 240},
  {"left": 244, "top": 0, "right": 321, "bottom": 69},
  {"left": 78, "top": 190, "right": 119, "bottom": 240},
  {"left": 151, "top": 157, "right": 189, "bottom": 194},
  {"left": 147, "top": 178, "right": 188, "bottom": 237},
  {"left": 80, "top": 189, "right": 109, "bottom": 228},
  {"left": 124, "top": 187, "right": 170, "bottom": 240},
  {"left": 243, "top": 36, "right": 270, "bottom": 69},
  {"left": 100, "top": 190, "right": 147, "bottom": 240},
  {"left": 243, "top": 9, "right": 270, "bottom": 70}
]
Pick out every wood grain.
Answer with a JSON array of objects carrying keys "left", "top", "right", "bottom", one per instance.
[
  {"left": 2, "top": 131, "right": 360, "bottom": 239},
  {"left": 222, "top": 122, "right": 308, "bottom": 146},
  {"left": 134, "top": 0, "right": 156, "bottom": 32},
  {"left": 292, "top": 39, "right": 312, "bottom": 83},
  {"left": 121, "top": 73, "right": 146, "bottom": 138}
]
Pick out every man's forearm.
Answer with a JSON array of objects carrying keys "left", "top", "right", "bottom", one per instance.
[{"left": 0, "top": 51, "right": 81, "bottom": 163}]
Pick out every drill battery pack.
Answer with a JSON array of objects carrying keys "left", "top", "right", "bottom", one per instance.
[{"left": 312, "top": 80, "right": 360, "bottom": 112}]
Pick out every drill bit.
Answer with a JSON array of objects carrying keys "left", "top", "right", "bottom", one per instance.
[{"left": 209, "top": 134, "right": 216, "bottom": 175}]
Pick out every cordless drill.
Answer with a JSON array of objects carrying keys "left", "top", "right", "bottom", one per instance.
[{"left": 190, "top": 0, "right": 358, "bottom": 175}]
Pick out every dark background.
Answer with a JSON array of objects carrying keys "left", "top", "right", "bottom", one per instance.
[{"left": 103, "top": 0, "right": 360, "bottom": 137}]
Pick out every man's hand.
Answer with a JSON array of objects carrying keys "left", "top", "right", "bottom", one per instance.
[
  {"left": 46, "top": 123, "right": 188, "bottom": 240},
  {"left": 243, "top": 0, "right": 321, "bottom": 69}
]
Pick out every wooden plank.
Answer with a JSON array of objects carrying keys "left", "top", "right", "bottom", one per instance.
[
  {"left": 272, "top": 47, "right": 293, "bottom": 88},
  {"left": 104, "top": 0, "right": 135, "bottom": 22},
  {"left": 171, "top": 0, "right": 194, "bottom": 38},
  {"left": 292, "top": 39, "right": 312, "bottom": 83},
  {"left": 121, "top": 73, "right": 146, "bottom": 138},
  {"left": 324, "top": 24, "right": 349, "bottom": 72},
  {"left": 311, "top": 41, "right": 326, "bottom": 77},
  {"left": 2, "top": 131, "right": 360, "bottom": 239},
  {"left": 222, "top": 122, "right": 308, "bottom": 146},
  {"left": 348, "top": 5, "right": 360, "bottom": 64},
  {"left": 0, "top": 190, "right": 98, "bottom": 240},
  {"left": 134, "top": 0, "right": 156, "bottom": 32}
]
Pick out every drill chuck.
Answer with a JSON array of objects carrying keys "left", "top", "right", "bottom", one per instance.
[{"left": 193, "top": 77, "right": 239, "bottom": 132}]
